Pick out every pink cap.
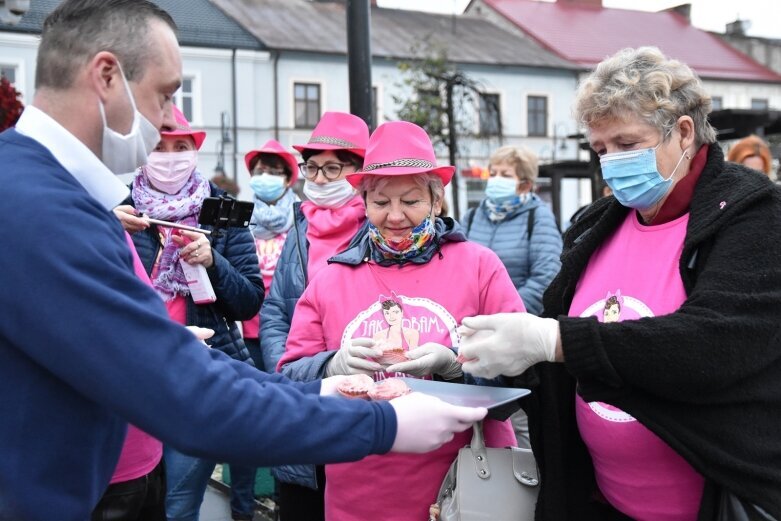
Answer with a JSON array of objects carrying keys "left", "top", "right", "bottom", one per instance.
[
  {"left": 346, "top": 121, "right": 454, "bottom": 188},
  {"left": 244, "top": 139, "right": 300, "bottom": 184},
  {"left": 292, "top": 111, "right": 369, "bottom": 158},
  {"left": 160, "top": 106, "right": 206, "bottom": 150}
]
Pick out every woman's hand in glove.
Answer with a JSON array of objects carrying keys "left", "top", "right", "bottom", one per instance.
[
  {"left": 325, "top": 338, "right": 383, "bottom": 376},
  {"left": 385, "top": 343, "right": 462, "bottom": 379},
  {"left": 457, "top": 313, "right": 561, "bottom": 379}
]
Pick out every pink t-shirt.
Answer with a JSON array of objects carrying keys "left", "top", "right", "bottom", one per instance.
[
  {"left": 110, "top": 234, "right": 163, "bottom": 483},
  {"left": 281, "top": 240, "right": 522, "bottom": 521},
  {"left": 301, "top": 195, "right": 365, "bottom": 283},
  {"left": 569, "top": 211, "right": 704, "bottom": 521},
  {"left": 242, "top": 233, "right": 288, "bottom": 339}
]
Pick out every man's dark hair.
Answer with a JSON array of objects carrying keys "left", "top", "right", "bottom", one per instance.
[{"left": 36, "top": 0, "right": 177, "bottom": 89}]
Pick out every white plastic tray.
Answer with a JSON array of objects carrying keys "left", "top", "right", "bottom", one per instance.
[{"left": 398, "top": 378, "right": 530, "bottom": 409}]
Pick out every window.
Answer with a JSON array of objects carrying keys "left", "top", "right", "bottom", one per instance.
[
  {"left": 294, "top": 83, "right": 321, "bottom": 128},
  {"left": 711, "top": 96, "right": 723, "bottom": 111},
  {"left": 751, "top": 98, "right": 769, "bottom": 110},
  {"left": 478, "top": 93, "right": 501, "bottom": 136},
  {"left": 527, "top": 95, "right": 547, "bottom": 137},
  {"left": 0, "top": 65, "right": 16, "bottom": 84},
  {"left": 176, "top": 76, "right": 195, "bottom": 122}
]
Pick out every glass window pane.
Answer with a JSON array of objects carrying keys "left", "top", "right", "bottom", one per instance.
[
  {"left": 182, "top": 97, "right": 193, "bottom": 122},
  {"left": 295, "top": 100, "right": 306, "bottom": 127},
  {"left": 182, "top": 78, "right": 192, "bottom": 93},
  {"left": 751, "top": 98, "right": 769, "bottom": 110},
  {"left": 711, "top": 96, "right": 723, "bottom": 111},
  {"left": 307, "top": 85, "right": 319, "bottom": 100},
  {"left": 0, "top": 66, "right": 15, "bottom": 84},
  {"left": 295, "top": 84, "right": 305, "bottom": 100},
  {"left": 307, "top": 101, "right": 319, "bottom": 126}
]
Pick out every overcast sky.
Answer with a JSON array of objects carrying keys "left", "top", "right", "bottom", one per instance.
[{"left": 377, "top": 0, "right": 781, "bottom": 39}]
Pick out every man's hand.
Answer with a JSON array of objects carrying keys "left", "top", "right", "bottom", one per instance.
[
  {"left": 457, "top": 313, "right": 560, "bottom": 378},
  {"left": 184, "top": 326, "right": 214, "bottom": 346},
  {"left": 319, "top": 375, "right": 349, "bottom": 396},
  {"left": 385, "top": 342, "right": 462, "bottom": 379},
  {"left": 325, "top": 338, "right": 383, "bottom": 376},
  {"left": 389, "top": 392, "right": 486, "bottom": 453}
]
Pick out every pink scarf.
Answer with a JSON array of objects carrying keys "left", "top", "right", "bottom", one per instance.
[{"left": 301, "top": 195, "right": 365, "bottom": 281}]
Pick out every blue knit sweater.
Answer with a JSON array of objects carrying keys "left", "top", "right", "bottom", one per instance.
[{"left": 0, "top": 130, "right": 396, "bottom": 521}]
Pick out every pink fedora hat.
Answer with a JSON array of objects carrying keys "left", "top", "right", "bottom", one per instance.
[
  {"left": 292, "top": 111, "right": 369, "bottom": 158},
  {"left": 244, "top": 139, "right": 300, "bottom": 184},
  {"left": 346, "top": 121, "right": 454, "bottom": 188},
  {"left": 160, "top": 106, "right": 206, "bottom": 150}
]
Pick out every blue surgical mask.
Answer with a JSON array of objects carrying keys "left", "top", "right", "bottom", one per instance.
[
  {"left": 600, "top": 135, "right": 687, "bottom": 210},
  {"left": 250, "top": 173, "right": 286, "bottom": 203},
  {"left": 485, "top": 176, "right": 518, "bottom": 202}
]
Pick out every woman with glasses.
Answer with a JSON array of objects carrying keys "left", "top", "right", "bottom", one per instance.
[
  {"left": 277, "top": 120, "right": 521, "bottom": 521},
  {"left": 260, "top": 111, "right": 369, "bottom": 521}
]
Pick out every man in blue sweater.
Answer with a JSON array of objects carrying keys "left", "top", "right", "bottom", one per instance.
[{"left": 0, "top": 2, "right": 486, "bottom": 520}]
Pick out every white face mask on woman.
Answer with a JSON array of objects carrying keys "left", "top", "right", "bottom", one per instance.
[
  {"left": 98, "top": 62, "right": 161, "bottom": 175},
  {"left": 303, "top": 179, "right": 355, "bottom": 208}
]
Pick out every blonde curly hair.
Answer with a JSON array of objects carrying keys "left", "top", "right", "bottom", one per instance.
[{"left": 574, "top": 46, "right": 717, "bottom": 146}]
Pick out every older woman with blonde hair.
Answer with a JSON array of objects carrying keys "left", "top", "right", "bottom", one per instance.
[{"left": 458, "top": 47, "right": 781, "bottom": 520}]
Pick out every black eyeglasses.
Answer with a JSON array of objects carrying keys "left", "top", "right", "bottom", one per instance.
[{"left": 298, "top": 162, "right": 353, "bottom": 181}]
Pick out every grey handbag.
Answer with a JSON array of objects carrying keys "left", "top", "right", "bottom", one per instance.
[{"left": 429, "top": 420, "right": 539, "bottom": 521}]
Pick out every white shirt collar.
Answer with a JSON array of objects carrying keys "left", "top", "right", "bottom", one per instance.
[{"left": 15, "top": 106, "right": 130, "bottom": 210}]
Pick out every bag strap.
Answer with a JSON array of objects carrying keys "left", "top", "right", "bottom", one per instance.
[
  {"left": 466, "top": 207, "right": 476, "bottom": 236},
  {"left": 526, "top": 206, "right": 536, "bottom": 240},
  {"left": 468, "top": 420, "right": 491, "bottom": 479}
]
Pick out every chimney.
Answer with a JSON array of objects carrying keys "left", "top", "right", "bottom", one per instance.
[
  {"left": 557, "top": 0, "right": 602, "bottom": 7},
  {"left": 726, "top": 19, "right": 751, "bottom": 36},
  {"left": 665, "top": 3, "right": 691, "bottom": 23}
]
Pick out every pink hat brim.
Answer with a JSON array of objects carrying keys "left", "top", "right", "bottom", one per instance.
[
  {"left": 161, "top": 129, "right": 206, "bottom": 151},
  {"left": 346, "top": 165, "right": 454, "bottom": 189},
  {"left": 292, "top": 143, "right": 366, "bottom": 158}
]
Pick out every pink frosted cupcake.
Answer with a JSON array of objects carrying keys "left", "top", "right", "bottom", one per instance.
[
  {"left": 336, "top": 374, "right": 375, "bottom": 399},
  {"left": 368, "top": 378, "right": 411, "bottom": 401}
]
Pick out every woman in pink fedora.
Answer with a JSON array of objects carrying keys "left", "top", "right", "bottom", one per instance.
[
  {"left": 114, "top": 106, "right": 263, "bottom": 521},
  {"left": 277, "top": 120, "right": 525, "bottom": 521},
  {"left": 260, "top": 111, "right": 369, "bottom": 520}
]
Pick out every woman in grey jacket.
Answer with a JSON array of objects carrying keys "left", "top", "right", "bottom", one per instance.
[{"left": 464, "top": 145, "right": 562, "bottom": 317}]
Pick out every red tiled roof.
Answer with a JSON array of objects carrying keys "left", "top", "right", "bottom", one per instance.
[{"left": 483, "top": 0, "right": 781, "bottom": 82}]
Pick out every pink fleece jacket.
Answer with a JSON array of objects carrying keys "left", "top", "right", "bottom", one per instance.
[{"left": 281, "top": 240, "right": 524, "bottom": 521}]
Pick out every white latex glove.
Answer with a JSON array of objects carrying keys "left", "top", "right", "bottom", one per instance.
[
  {"left": 389, "top": 392, "right": 487, "bottom": 453},
  {"left": 325, "top": 338, "right": 383, "bottom": 376},
  {"left": 385, "top": 342, "right": 462, "bottom": 379},
  {"left": 184, "top": 326, "right": 214, "bottom": 346},
  {"left": 319, "top": 375, "right": 349, "bottom": 396},
  {"left": 457, "top": 313, "right": 559, "bottom": 379}
]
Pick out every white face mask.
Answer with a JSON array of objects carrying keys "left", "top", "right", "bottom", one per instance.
[
  {"left": 303, "top": 179, "right": 355, "bottom": 208},
  {"left": 98, "top": 62, "right": 161, "bottom": 175}
]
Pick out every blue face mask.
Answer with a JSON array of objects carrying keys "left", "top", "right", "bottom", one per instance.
[
  {"left": 485, "top": 176, "right": 518, "bottom": 202},
  {"left": 600, "top": 135, "right": 687, "bottom": 210},
  {"left": 250, "top": 173, "right": 286, "bottom": 203}
]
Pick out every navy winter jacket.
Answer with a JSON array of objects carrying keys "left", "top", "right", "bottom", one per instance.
[
  {"left": 464, "top": 194, "right": 562, "bottom": 315},
  {"left": 128, "top": 183, "right": 263, "bottom": 362}
]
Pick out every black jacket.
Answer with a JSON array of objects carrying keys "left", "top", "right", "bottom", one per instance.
[{"left": 527, "top": 145, "right": 781, "bottom": 520}]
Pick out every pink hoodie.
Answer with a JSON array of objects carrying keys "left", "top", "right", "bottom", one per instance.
[{"left": 281, "top": 239, "right": 524, "bottom": 521}]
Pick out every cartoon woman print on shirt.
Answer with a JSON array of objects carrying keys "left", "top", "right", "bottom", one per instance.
[
  {"left": 602, "top": 290, "right": 623, "bottom": 323},
  {"left": 340, "top": 291, "right": 459, "bottom": 380},
  {"left": 373, "top": 295, "right": 420, "bottom": 351}
]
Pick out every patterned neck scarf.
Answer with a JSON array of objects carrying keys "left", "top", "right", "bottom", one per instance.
[
  {"left": 250, "top": 188, "right": 299, "bottom": 240},
  {"left": 368, "top": 212, "right": 436, "bottom": 263},
  {"left": 485, "top": 193, "right": 531, "bottom": 223},
  {"left": 132, "top": 169, "right": 210, "bottom": 300}
]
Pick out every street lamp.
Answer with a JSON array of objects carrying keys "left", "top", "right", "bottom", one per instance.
[
  {"left": 215, "top": 111, "right": 232, "bottom": 175},
  {"left": 552, "top": 123, "right": 569, "bottom": 163}
]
